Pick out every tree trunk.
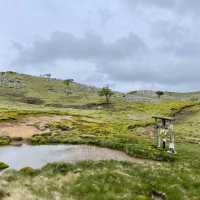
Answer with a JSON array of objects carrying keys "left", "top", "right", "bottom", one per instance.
[{"left": 106, "top": 95, "right": 109, "bottom": 104}]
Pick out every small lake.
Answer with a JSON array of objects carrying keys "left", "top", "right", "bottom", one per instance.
[{"left": 0, "top": 144, "right": 135, "bottom": 170}]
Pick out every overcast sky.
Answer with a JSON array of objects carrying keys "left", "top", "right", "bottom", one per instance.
[{"left": 1, "top": 0, "right": 200, "bottom": 92}]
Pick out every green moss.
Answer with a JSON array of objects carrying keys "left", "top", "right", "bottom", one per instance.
[
  {"left": 0, "top": 162, "right": 9, "bottom": 170},
  {"left": 0, "top": 136, "right": 11, "bottom": 145}
]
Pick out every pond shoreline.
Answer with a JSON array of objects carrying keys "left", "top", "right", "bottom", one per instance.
[{"left": 0, "top": 144, "right": 154, "bottom": 171}]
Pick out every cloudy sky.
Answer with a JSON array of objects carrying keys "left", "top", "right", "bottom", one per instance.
[{"left": 1, "top": 0, "right": 200, "bottom": 92}]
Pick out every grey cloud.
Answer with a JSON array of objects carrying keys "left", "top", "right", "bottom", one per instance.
[
  {"left": 3, "top": 0, "right": 200, "bottom": 92},
  {"left": 12, "top": 31, "right": 148, "bottom": 65},
  {"left": 98, "top": 9, "right": 113, "bottom": 26},
  {"left": 11, "top": 27, "right": 200, "bottom": 89},
  {"left": 97, "top": 59, "right": 200, "bottom": 87},
  {"left": 152, "top": 20, "right": 187, "bottom": 43},
  {"left": 151, "top": 20, "right": 200, "bottom": 59},
  {"left": 125, "top": 0, "right": 200, "bottom": 15}
]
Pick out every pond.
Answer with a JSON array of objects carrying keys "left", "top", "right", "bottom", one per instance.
[{"left": 0, "top": 144, "right": 136, "bottom": 170}]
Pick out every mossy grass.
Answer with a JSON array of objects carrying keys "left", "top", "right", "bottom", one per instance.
[
  {"left": 0, "top": 160, "right": 200, "bottom": 199},
  {"left": 0, "top": 162, "right": 9, "bottom": 170}
]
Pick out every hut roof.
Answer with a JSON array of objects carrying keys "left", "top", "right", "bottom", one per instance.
[{"left": 152, "top": 115, "right": 174, "bottom": 121}]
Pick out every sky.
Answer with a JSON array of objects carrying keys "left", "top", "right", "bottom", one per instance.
[{"left": 1, "top": 0, "right": 200, "bottom": 92}]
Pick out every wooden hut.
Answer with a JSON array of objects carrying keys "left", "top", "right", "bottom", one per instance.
[{"left": 152, "top": 116, "right": 176, "bottom": 154}]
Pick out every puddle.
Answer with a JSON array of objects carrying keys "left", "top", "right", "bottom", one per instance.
[{"left": 0, "top": 144, "right": 139, "bottom": 170}]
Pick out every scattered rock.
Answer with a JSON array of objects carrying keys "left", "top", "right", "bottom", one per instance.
[{"left": 151, "top": 190, "right": 166, "bottom": 200}]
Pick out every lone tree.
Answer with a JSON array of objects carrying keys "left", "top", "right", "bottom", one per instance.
[
  {"left": 156, "top": 91, "right": 164, "bottom": 98},
  {"left": 46, "top": 73, "right": 51, "bottom": 81},
  {"left": 63, "top": 79, "right": 74, "bottom": 95},
  {"left": 98, "top": 86, "right": 114, "bottom": 104}
]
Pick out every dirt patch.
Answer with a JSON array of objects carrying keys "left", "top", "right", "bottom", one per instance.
[{"left": 0, "top": 115, "right": 72, "bottom": 139}]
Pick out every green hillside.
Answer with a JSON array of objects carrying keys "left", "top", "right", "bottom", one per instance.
[
  {"left": 0, "top": 71, "right": 199, "bottom": 107},
  {"left": 0, "top": 71, "right": 102, "bottom": 106},
  {"left": 0, "top": 71, "right": 200, "bottom": 199}
]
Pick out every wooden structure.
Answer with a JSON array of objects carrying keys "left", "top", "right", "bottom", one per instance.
[{"left": 152, "top": 116, "right": 176, "bottom": 154}]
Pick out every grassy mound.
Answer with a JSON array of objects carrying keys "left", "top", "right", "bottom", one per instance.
[
  {"left": 0, "top": 162, "right": 9, "bottom": 170},
  {"left": 0, "top": 160, "right": 199, "bottom": 200}
]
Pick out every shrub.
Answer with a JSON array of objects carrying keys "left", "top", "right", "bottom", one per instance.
[
  {"left": 0, "top": 189, "right": 10, "bottom": 199},
  {"left": 0, "top": 136, "right": 11, "bottom": 145},
  {"left": 21, "top": 97, "right": 44, "bottom": 105},
  {"left": 190, "top": 97, "right": 199, "bottom": 102},
  {"left": 0, "top": 162, "right": 9, "bottom": 170},
  {"left": 20, "top": 167, "right": 39, "bottom": 176}
]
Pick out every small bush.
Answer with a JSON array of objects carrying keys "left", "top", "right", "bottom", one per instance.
[
  {"left": 21, "top": 97, "right": 44, "bottom": 105},
  {"left": 190, "top": 97, "right": 199, "bottom": 102},
  {"left": 42, "top": 162, "right": 75, "bottom": 174},
  {"left": 0, "top": 136, "right": 11, "bottom": 145},
  {"left": 0, "top": 162, "right": 9, "bottom": 170},
  {"left": 20, "top": 167, "right": 39, "bottom": 176},
  {"left": 0, "top": 189, "right": 10, "bottom": 199}
]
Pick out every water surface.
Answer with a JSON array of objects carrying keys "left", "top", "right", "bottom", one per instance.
[{"left": 0, "top": 144, "right": 135, "bottom": 169}]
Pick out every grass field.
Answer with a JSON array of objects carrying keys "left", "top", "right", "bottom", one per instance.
[{"left": 0, "top": 72, "right": 200, "bottom": 200}]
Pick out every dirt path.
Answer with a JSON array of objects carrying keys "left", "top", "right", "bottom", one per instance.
[{"left": 0, "top": 115, "right": 72, "bottom": 138}]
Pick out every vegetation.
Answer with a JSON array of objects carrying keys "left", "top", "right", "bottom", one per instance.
[
  {"left": 21, "top": 96, "right": 45, "bottom": 105},
  {"left": 0, "top": 159, "right": 200, "bottom": 200},
  {"left": 98, "top": 86, "right": 114, "bottom": 104},
  {"left": 0, "top": 162, "right": 9, "bottom": 170},
  {"left": 156, "top": 91, "right": 164, "bottom": 98},
  {"left": 63, "top": 79, "right": 74, "bottom": 95},
  {"left": 0, "top": 72, "right": 200, "bottom": 199},
  {"left": 0, "top": 136, "right": 11, "bottom": 145}
]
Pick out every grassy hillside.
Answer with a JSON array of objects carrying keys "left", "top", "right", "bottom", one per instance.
[
  {"left": 127, "top": 90, "right": 200, "bottom": 101},
  {"left": 0, "top": 71, "right": 199, "bottom": 107},
  {"left": 0, "top": 71, "right": 200, "bottom": 199},
  {"left": 0, "top": 71, "right": 103, "bottom": 106}
]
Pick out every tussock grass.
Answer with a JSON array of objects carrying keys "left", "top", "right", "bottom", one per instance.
[{"left": 0, "top": 160, "right": 200, "bottom": 200}]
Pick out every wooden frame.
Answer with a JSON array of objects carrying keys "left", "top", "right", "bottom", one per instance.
[{"left": 152, "top": 116, "right": 176, "bottom": 154}]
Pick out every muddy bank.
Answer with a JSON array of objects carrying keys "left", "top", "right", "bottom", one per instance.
[{"left": 0, "top": 115, "right": 72, "bottom": 139}]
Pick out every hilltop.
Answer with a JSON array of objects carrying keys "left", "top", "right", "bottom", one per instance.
[
  {"left": 0, "top": 71, "right": 101, "bottom": 106},
  {"left": 0, "top": 71, "right": 199, "bottom": 108}
]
